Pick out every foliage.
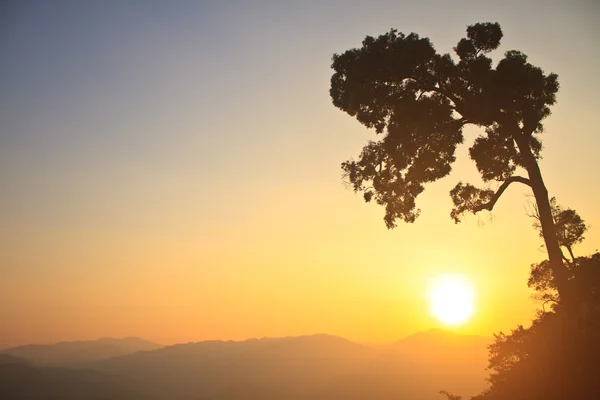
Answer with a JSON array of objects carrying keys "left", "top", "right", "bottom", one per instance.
[
  {"left": 474, "top": 253, "right": 600, "bottom": 399},
  {"left": 476, "top": 315, "right": 600, "bottom": 399},
  {"left": 473, "top": 293, "right": 600, "bottom": 399},
  {"left": 330, "top": 22, "right": 558, "bottom": 228},
  {"left": 529, "top": 252, "right": 600, "bottom": 305}
]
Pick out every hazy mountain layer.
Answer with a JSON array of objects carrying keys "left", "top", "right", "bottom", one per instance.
[
  {"left": 2, "top": 337, "right": 162, "bottom": 366},
  {"left": 0, "top": 355, "right": 152, "bottom": 400},
  {"left": 88, "top": 331, "right": 490, "bottom": 400},
  {"left": 0, "top": 331, "right": 490, "bottom": 399}
]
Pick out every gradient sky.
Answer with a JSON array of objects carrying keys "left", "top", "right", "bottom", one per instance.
[{"left": 1, "top": 0, "right": 599, "bottom": 348}]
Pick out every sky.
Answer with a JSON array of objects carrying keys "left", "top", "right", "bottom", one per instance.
[{"left": 1, "top": 0, "right": 599, "bottom": 348}]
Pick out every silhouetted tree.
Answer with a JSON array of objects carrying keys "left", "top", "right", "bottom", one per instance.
[{"left": 330, "top": 22, "right": 572, "bottom": 305}]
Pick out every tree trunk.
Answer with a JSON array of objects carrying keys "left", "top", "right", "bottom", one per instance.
[{"left": 514, "top": 136, "right": 572, "bottom": 306}]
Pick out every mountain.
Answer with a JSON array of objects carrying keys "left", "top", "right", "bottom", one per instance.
[
  {"left": 0, "top": 355, "right": 152, "bottom": 399},
  {"left": 2, "top": 331, "right": 491, "bottom": 399},
  {"left": 91, "top": 334, "right": 373, "bottom": 400},
  {"left": 0, "top": 354, "right": 30, "bottom": 366},
  {"left": 2, "top": 337, "right": 163, "bottom": 366},
  {"left": 84, "top": 331, "right": 490, "bottom": 400}
]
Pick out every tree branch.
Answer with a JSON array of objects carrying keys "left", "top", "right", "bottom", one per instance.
[
  {"left": 426, "top": 85, "right": 466, "bottom": 115},
  {"left": 566, "top": 245, "right": 576, "bottom": 265},
  {"left": 409, "top": 78, "right": 468, "bottom": 117},
  {"left": 542, "top": 298, "right": 558, "bottom": 313},
  {"left": 456, "top": 117, "right": 470, "bottom": 127},
  {"left": 473, "top": 176, "right": 532, "bottom": 213}
]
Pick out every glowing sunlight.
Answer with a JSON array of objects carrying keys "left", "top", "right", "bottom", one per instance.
[{"left": 428, "top": 274, "right": 476, "bottom": 326}]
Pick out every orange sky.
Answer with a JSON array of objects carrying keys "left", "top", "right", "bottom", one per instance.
[{"left": 1, "top": 1, "right": 599, "bottom": 348}]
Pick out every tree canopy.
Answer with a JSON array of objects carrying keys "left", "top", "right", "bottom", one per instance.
[
  {"left": 331, "top": 22, "right": 557, "bottom": 227},
  {"left": 330, "top": 22, "right": 571, "bottom": 303}
]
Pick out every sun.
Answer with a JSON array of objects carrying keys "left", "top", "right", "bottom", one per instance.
[{"left": 428, "top": 274, "right": 476, "bottom": 326}]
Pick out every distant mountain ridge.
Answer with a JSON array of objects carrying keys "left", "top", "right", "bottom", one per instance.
[
  {"left": 89, "top": 331, "right": 489, "bottom": 400},
  {"left": 88, "top": 334, "right": 373, "bottom": 400},
  {"left": 2, "top": 337, "right": 163, "bottom": 365},
  {"left": 1, "top": 331, "right": 491, "bottom": 399}
]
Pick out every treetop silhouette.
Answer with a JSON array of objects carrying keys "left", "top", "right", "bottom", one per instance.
[{"left": 330, "top": 22, "right": 571, "bottom": 304}]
